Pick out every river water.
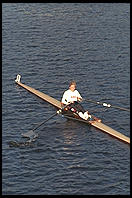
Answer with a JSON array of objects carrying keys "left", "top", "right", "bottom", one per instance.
[{"left": 2, "top": 3, "right": 130, "bottom": 195}]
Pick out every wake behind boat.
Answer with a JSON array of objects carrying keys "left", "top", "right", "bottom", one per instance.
[{"left": 15, "top": 74, "right": 130, "bottom": 144}]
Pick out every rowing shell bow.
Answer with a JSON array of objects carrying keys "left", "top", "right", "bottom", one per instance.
[{"left": 15, "top": 74, "right": 130, "bottom": 144}]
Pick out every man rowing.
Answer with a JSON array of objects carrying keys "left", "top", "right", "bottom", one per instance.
[{"left": 61, "top": 80, "right": 92, "bottom": 120}]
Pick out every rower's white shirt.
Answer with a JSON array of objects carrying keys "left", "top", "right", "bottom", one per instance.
[{"left": 61, "top": 89, "right": 82, "bottom": 105}]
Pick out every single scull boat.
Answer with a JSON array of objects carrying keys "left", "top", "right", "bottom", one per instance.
[{"left": 15, "top": 74, "right": 130, "bottom": 144}]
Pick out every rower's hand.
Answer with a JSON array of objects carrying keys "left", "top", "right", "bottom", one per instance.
[{"left": 77, "top": 97, "right": 83, "bottom": 102}]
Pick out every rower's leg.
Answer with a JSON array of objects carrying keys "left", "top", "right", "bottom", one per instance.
[
  {"left": 78, "top": 112, "right": 87, "bottom": 120},
  {"left": 83, "top": 111, "right": 101, "bottom": 122},
  {"left": 74, "top": 101, "right": 85, "bottom": 113}
]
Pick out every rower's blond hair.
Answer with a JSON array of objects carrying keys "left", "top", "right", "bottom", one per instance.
[{"left": 69, "top": 80, "right": 76, "bottom": 87}]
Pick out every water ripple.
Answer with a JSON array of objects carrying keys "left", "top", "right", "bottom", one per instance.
[{"left": 2, "top": 3, "right": 130, "bottom": 195}]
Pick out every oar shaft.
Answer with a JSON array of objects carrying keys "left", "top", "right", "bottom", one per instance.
[
  {"left": 84, "top": 99, "right": 130, "bottom": 112},
  {"left": 32, "top": 110, "right": 61, "bottom": 132},
  {"left": 109, "top": 105, "right": 130, "bottom": 112}
]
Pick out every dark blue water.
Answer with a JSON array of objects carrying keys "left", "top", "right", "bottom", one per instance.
[{"left": 2, "top": 3, "right": 130, "bottom": 195}]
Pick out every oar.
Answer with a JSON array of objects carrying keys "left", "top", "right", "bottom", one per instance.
[
  {"left": 21, "top": 109, "right": 62, "bottom": 139},
  {"left": 21, "top": 103, "right": 70, "bottom": 141},
  {"left": 9, "top": 111, "right": 61, "bottom": 146},
  {"left": 84, "top": 98, "right": 130, "bottom": 112}
]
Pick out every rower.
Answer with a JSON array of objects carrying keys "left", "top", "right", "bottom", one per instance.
[{"left": 61, "top": 80, "right": 92, "bottom": 120}]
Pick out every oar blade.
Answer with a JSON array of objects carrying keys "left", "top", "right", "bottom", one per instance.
[{"left": 21, "top": 130, "right": 38, "bottom": 139}]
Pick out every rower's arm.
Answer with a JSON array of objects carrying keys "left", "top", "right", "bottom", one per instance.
[{"left": 61, "top": 102, "right": 65, "bottom": 107}]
